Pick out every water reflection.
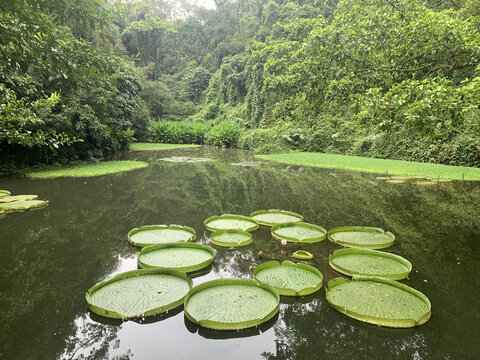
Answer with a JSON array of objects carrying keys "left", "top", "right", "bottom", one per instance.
[{"left": 0, "top": 146, "right": 479, "bottom": 359}]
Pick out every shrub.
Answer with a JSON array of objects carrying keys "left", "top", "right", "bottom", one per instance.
[
  {"left": 148, "top": 121, "right": 208, "bottom": 144},
  {"left": 205, "top": 121, "right": 241, "bottom": 148}
]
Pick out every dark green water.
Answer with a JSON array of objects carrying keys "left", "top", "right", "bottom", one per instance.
[{"left": 1, "top": 147, "right": 479, "bottom": 360}]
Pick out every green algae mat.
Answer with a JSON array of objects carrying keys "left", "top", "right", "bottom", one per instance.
[
  {"left": 129, "top": 143, "right": 199, "bottom": 151},
  {"left": 329, "top": 248, "right": 412, "bottom": 280},
  {"left": 184, "top": 278, "right": 279, "bottom": 330},
  {"left": 210, "top": 229, "right": 253, "bottom": 247},
  {"left": 258, "top": 152, "right": 480, "bottom": 180},
  {"left": 271, "top": 222, "right": 327, "bottom": 244},
  {"left": 325, "top": 276, "right": 431, "bottom": 328},
  {"left": 85, "top": 269, "right": 192, "bottom": 320},
  {"left": 128, "top": 225, "right": 196, "bottom": 247},
  {"left": 137, "top": 243, "right": 215, "bottom": 272},
  {"left": 28, "top": 160, "right": 148, "bottom": 178},
  {"left": 204, "top": 214, "right": 259, "bottom": 232},
  {"left": 251, "top": 209, "right": 303, "bottom": 227},
  {"left": 254, "top": 261, "right": 323, "bottom": 296},
  {"left": 328, "top": 226, "right": 395, "bottom": 249}
]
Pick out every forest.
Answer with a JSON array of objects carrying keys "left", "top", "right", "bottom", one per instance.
[{"left": 1, "top": 0, "right": 479, "bottom": 168}]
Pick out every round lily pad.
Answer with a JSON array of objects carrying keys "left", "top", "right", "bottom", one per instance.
[
  {"left": 204, "top": 214, "right": 258, "bottom": 232},
  {"left": 325, "top": 276, "right": 431, "bottom": 328},
  {"left": 329, "top": 248, "right": 412, "bottom": 280},
  {"left": 328, "top": 226, "right": 395, "bottom": 249},
  {"left": 386, "top": 179, "right": 405, "bottom": 184},
  {"left": 292, "top": 250, "right": 313, "bottom": 260},
  {"left": 0, "top": 190, "right": 11, "bottom": 198},
  {"left": 0, "top": 194, "right": 39, "bottom": 203},
  {"left": 251, "top": 209, "right": 303, "bottom": 227},
  {"left": 271, "top": 222, "right": 327, "bottom": 244},
  {"left": 416, "top": 181, "right": 437, "bottom": 187},
  {"left": 210, "top": 229, "right": 253, "bottom": 247},
  {"left": 184, "top": 278, "right": 279, "bottom": 330},
  {"left": 128, "top": 224, "right": 196, "bottom": 247},
  {"left": 375, "top": 177, "right": 390, "bottom": 181},
  {"left": 0, "top": 199, "right": 49, "bottom": 212},
  {"left": 85, "top": 269, "right": 192, "bottom": 320},
  {"left": 138, "top": 243, "right": 216, "bottom": 272},
  {"left": 254, "top": 261, "right": 323, "bottom": 296}
]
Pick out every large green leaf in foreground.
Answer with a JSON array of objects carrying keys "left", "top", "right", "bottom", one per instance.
[
  {"left": 325, "top": 276, "right": 431, "bottom": 328},
  {"left": 329, "top": 248, "right": 412, "bottom": 280},
  {"left": 210, "top": 229, "right": 253, "bottom": 247},
  {"left": 271, "top": 222, "right": 327, "bottom": 243},
  {"left": 0, "top": 200, "right": 49, "bottom": 212},
  {"left": 128, "top": 224, "right": 196, "bottom": 247},
  {"left": 251, "top": 209, "right": 303, "bottom": 227},
  {"left": 254, "top": 261, "right": 323, "bottom": 296},
  {"left": 328, "top": 226, "right": 395, "bottom": 249},
  {"left": 184, "top": 278, "right": 279, "bottom": 330},
  {"left": 138, "top": 243, "right": 215, "bottom": 272},
  {"left": 204, "top": 214, "right": 259, "bottom": 232},
  {"left": 86, "top": 269, "right": 192, "bottom": 320}
]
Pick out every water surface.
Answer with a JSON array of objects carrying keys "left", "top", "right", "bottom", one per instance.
[{"left": 1, "top": 147, "right": 479, "bottom": 360}]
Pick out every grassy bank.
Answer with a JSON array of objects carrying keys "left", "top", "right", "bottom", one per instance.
[
  {"left": 28, "top": 161, "right": 148, "bottom": 179},
  {"left": 129, "top": 143, "right": 200, "bottom": 151},
  {"left": 257, "top": 153, "right": 480, "bottom": 181}
]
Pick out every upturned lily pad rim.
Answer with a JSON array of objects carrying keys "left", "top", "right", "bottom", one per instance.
[
  {"left": 271, "top": 222, "right": 327, "bottom": 244},
  {"left": 137, "top": 242, "right": 216, "bottom": 272},
  {"left": 327, "top": 226, "right": 395, "bottom": 249},
  {"left": 85, "top": 268, "right": 192, "bottom": 320},
  {"left": 127, "top": 224, "right": 196, "bottom": 247},
  {"left": 0, "top": 199, "right": 49, "bottom": 212},
  {"left": 325, "top": 275, "right": 431, "bottom": 328},
  {"left": 210, "top": 229, "right": 253, "bottom": 247},
  {"left": 0, "top": 190, "right": 11, "bottom": 197},
  {"left": 184, "top": 278, "right": 280, "bottom": 330},
  {"left": 250, "top": 209, "right": 304, "bottom": 227},
  {"left": 253, "top": 260, "right": 323, "bottom": 296},
  {"left": 292, "top": 250, "right": 314, "bottom": 260},
  {"left": 329, "top": 248, "right": 412, "bottom": 280},
  {"left": 204, "top": 214, "right": 259, "bottom": 232}
]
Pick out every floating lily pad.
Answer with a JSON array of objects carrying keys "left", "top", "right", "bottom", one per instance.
[
  {"left": 416, "top": 181, "right": 437, "bottom": 187},
  {"left": 0, "top": 210, "right": 5, "bottom": 218},
  {"left": 184, "top": 278, "right": 279, "bottom": 330},
  {"left": 0, "top": 200, "right": 49, "bottom": 212},
  {"left": 390, "top": 176, "right": 414, "bottom": 181},
  {"left": 251, "top": 209, "right": 303, "bottom": 227},
  {"left": 254, "top": 261, "right": 323, "bottom": 296},
  {"left": 292, "top": 250, "right": 313, "bottom": 260},
  {"left": 160, "top": 156, "right": 212, "bottom": 163},
  {"left": 329, "top": 248, "right": 412, "bottom": 280},
  {"left": 86, "top": 269, "right": 192, "bottom": 320},
  {"left": 210, "top": 229, "right": 253, "bottom": 247},
  {"left": 328, "top": 226, "right": 395, "bottom": 249},
  {"left": 386, "top": 179, "right": 405, "bottom": 184},
  {"left": 0, "top": 194, "right": 38, "bottom": 203},
  {"left": 230, "top": 161, "right": 264, "bottom": 167},
  {"left": 325, "top": 276, "right": 431, "bottom": 328},
  {"left": 271, "top": 222, "right": 327, "bottom": 244},
  {"left": 375, "top": 177, "right": 391, "bottom": 180},
  {"left": 138, "top": 243, "right": 215, "bottom": 272},
  {"left": 436, "top": 178, "right": 452, "bottom": 183},
  {"left": 0, "top": 190, "right": 11, "bottom": 198},
  {"left": 128, "top": 224, "right": 196, "bottom": 247},
  {"left": 204, "top": 214, "right": 258, "bottom": 232}
]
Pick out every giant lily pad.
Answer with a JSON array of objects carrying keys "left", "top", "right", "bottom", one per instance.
[
  {"left": 128, "top": 224, "right": 196, "bottom": 247},
  {"left": 204, "top": 214, "right": 258, "bottom": 232},
  {"left": 184, "top": 278, "right": 279, "bottom": 330},
  {"left": 325, "top": 276, "right": 431, "bottom": 328},
  {"left": 0, "top": 194, "right": 38, "bottom": 203},
  {"left": 86, "top": 269, "right": 192, "bottom": 320},
  {"left": 328, "top": 226, "right": 395, "bottom": 249},
  {"left": 138, "top": 243, "right": 215, "bottom": 272},
  {"left": 210, "top": 229, "right": 253, "bottom": 247},
  {"left": 254, "top": 261, "right": 323, "bottom": 296},
  {"left": 0, "top": 190, "right": 11, "bottom": 198},
  {"left": 160, "top": 156, "right": 212, "bottom": 163},
  {"left": 329, "top": 248, "right": 412, "bottom": 280},
  {"left": 292, "top": 250, "right": 313, "bottom": 260},
  {"left": 271, "top": 222, "right": 327, "bottom": 244},
  {"left": 0, "top": 200, "right": 49, "bottom": 212},
  {"left": 251, "top": 209, "right": 303, "bottom": 227}
]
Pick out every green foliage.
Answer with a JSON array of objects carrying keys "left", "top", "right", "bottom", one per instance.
[
  {"left": 205, "top": 121, "right": 241, "bottom": 148},
  {"left": 148, "top": 121, "right": 208, "bottom": 144}
]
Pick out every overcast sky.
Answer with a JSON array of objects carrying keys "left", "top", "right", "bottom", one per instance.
[{"left": 188, "top": 0, "right": 216, "bottom": 9}]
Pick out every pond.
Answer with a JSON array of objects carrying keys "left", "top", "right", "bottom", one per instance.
[{"left": 1, "top": 146, "right": 479, "bottom": 359}]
